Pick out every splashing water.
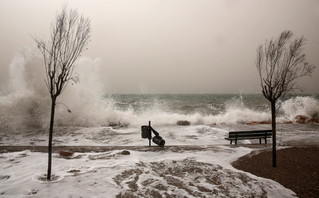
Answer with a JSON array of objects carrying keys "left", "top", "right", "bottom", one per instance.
[
  {"left": 0, "top": 47, "right": 124, "bottom": 129},
  {"left": 0, "top": 47, "right": 318, "bottom": 130},
  {"left": 280, "top": 96, "right": 319, "bottom": 120}
]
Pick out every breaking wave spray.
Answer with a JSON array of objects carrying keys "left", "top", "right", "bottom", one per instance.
[
  {"left": 0, "top": 46, "right": 134, "bottom": 129},
  {"left": 0, "top": 47, "right": 318, "bottom": 130}
]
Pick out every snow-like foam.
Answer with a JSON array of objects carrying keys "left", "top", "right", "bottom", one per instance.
[{"left": 0, "top": 147, "right": 296, "bottom": 197}]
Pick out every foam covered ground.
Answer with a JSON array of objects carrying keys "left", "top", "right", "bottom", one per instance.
[{"left": 0, "top": 146, "right": 296, "bottom": 197}]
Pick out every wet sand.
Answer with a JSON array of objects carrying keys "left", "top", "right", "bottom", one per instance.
[{"left": 233, "top": 146, "right": 319, "bottom": 198}]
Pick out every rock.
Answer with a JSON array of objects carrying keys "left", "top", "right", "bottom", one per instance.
[
  {"left": 248, "top": 121, "right": 271, "bottom": 125},
  {"left": 108, "top": 122, "right": 120, "bottom": 127},
  {"left": 108, "top": 121, "right": 129, "bottom": 128},
  {"left": 283, "top": 121, "right": 293, "bottom": 124},
  {"left": 120, "top": 150, "right": 130, "bottom": 155},
  {"left": 0, "top": 175, "right": 10, "bottom": 180},
  {"left": 294, "top": 115, "right": 318, "bottom": 124},
  {"left": 309, "top": 116, "right": 318, "bottom": 124},
  {"left": 59, "top": 150, "right": 74, "bottom": 157},
  {"left": 295, "top": 115, "right": 308, "bottom": 124},
  {"left": 176, "top": 120, "right": 191, "bottom": 126}
]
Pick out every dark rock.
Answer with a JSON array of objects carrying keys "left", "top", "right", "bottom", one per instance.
[
  {"left": 295, "top": 115, "right": 308, "bottom": 124},
  {"left": 176, "top": 120, "right": 191, "bottom": 126},
  {"left": 108, "top": 121, "right": 129, "bottom": 128},
  {"left": 309, "top": 116, "right": 318, "bottom": 124},
  {"left": 0, "top": 175, "right": 10, "bottom": 180},
  {"left": 59, "top": 150, "right": 74, "bottom": 157},
  {"left": 283, "top": 121, "right": 293, "bottom": 124},
  {"left": 248, "top": 121, "right": 271, "bottom": 125},
  {"left": 121, "top": 150, "right": 130, "bottom": 155}
]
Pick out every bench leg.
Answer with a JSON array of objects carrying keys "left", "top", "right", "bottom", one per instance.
[
  {"left": 265, "top": 138, "right": 267, "bottom": 144},
  {"left": 230, "top": 140, "right": 232, "bottom": 144},
  {"left": 259, "top": 138, "right": 261, "bottom": 144},
  {"left": 235, "top": 139, "right": 237, "bottom": 144}
]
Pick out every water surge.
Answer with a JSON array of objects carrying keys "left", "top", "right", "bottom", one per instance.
[{"left": 0, "top": 47, "right": 318, "bottom": 130}]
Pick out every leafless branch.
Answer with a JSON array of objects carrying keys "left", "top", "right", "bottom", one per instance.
[
  {"left": 256, "top": 30, "right": 315, "bottom": 102},
  {"left": 33, "top": 6, "right": 91, "bottom": 99}
]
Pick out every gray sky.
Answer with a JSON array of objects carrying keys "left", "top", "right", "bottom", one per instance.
[{"left": 1, "top": 0, "right": 319, "bottom": 94}]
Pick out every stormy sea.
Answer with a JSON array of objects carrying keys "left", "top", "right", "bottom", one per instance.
[{"left": 0, "top": 48, "right": 318, "bottom": 197}]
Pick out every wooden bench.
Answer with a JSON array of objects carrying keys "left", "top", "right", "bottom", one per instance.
[{"left": 225, "top": 130, "right": 272, "bottom": 144}]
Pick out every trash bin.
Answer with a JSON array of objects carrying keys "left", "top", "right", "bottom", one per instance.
[
  {"left": 152, "top": 135, "right": 165, "bottom": 147},
  {"left": 141, "top": 125, "right": 151, "bottom": 139}
]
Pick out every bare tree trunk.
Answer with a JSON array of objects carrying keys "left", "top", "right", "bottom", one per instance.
[
  {"left": 256, "top": 30, "right": 315, "bottom": 168},
  {"left": 47, "top": 96, "right": 56, "bottom": 180},
  {"left": 271, "top": 101, "right": 277, "bottom": 167},
  {"left": 34, "top": 6, "right": 91, "bottom": 181}
]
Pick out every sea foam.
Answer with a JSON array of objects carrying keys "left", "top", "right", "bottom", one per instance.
[{"left": 0, "top": 47, "right": 318, "bottom": 129}]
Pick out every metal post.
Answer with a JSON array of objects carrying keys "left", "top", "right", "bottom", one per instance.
[{"left": 149, "top": 121, "right": 151, "bottom": 147}]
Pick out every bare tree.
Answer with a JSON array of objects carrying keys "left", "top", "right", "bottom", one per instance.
[
  {"left": 256, "top": 30, "right": 315, "bottom": 167},
  {"left": 34, "top": 6, "right": 91, "bottom": 180}
]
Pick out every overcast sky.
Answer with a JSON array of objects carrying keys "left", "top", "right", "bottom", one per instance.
[{"left": 1, "top": 0, "right": 318, "bottom": 94}]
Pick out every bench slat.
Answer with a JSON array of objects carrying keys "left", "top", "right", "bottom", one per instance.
[
  {"left": 229, "top": 130, "right": 271, "bottom": 134},
  {"left": 228, "top": 133, "right": 272, "bottom": 138},
  {"left": 225, "top": 136, "right": 272, "bottom": 140},
  {"left": 225, "top": 130, "right": 272, "bottom": 145}
]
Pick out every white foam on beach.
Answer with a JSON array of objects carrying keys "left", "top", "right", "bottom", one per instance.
[{"left": 0, "top": 147, "right": 296, "bottom": 198}]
